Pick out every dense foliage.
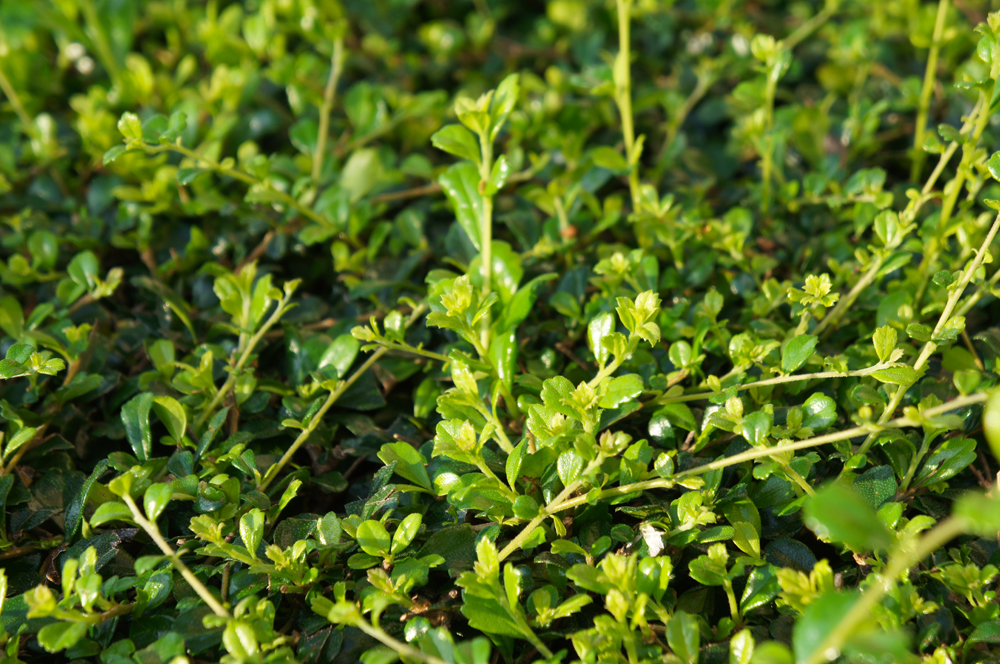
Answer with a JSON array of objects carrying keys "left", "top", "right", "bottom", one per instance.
[{"left": 6, "top": 0, "right": 1000, "bottom": 662}]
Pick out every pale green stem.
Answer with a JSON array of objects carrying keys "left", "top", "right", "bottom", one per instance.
[
  {"left": 121, "top": 494, "right": 230, "bottom": 618},
  {"left": 588, "top": 336, "right": 640, "bottom": 389},
  {"left": 803, "top": 517, "right": 966, "bottom": 664},
  {"left": 257, "top": 305, "right": 427, "bottom": 491},
  {"left": 313, "top": 35, "right": 345, "bottom": 183},
  {"left": 194, "top": 293, "right": 293, "bottom": 433},
  {"left": 813, "top": 258, "right": 884, "bottom": 337},
  {"left": 353, "top": 617, "right": 450, "bottom": 664},
  {"left": 914, "top": 65, "right": 1000, "bottom": 307},
  {"left": 912, "top": 0, "right": 950, "bottom": 183},
  {"left": 478, "top": 136, "right": 494, "bottom": 352},
  {"left": 861, "top": 213, "right": 1000, "bottom": 453},
  {"left": 782, "top": 462, "right": 816, "bottom": 496},
  {"left": 498, "top": 456, "right": 604, "bottom": 562},
  {"left": 0, "top": 62, "right": 35, "bottom": 136},
  {"left": 551, "top": 393, "right": 986, "bottom": 514},
  {"left": 760, "top": 67, "right": 779, "bottom": 215},
  {"left": 78, "top": 0, "right": 121, "bottom": 86},
  {"left": 614, "top": 0, "right": 641, "bottom": 210},
  {"left": 651, "top": 362, "right": 895, "bottom": 408},
  {"left": 782, "top": 0, "right": 838, "bottom": 50}
]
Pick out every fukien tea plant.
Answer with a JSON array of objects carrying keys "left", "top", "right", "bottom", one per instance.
[{"left": 6, "top": 0, "right": 1000, "bottom": 663}]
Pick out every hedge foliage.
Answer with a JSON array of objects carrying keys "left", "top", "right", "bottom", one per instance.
[{"left": 3, "top": 0, "right": 1000, "bottom": 663}]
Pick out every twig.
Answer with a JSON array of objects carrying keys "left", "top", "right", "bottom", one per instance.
[{"left": 313, "top": 35, "right": 345, "bottom": 183}]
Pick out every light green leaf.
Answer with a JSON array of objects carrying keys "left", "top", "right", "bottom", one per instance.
[
  {"left": 439, "top": 162, "right": 483, "bottom": 250},
  {"left": 152, "top": 396, "right": 187, "bottom": 442},
  {"left": 431, "top": 124, "right": 481, "bottom": 165},
  {"left": 121, "top": 393, "right": 153, "bottom": 462},
  {"left": 782, "top": 335, "right": 818, "bottom": 373}
]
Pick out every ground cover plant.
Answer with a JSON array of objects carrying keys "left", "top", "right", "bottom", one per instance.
[{"left": 7, "top": 0, "right": 1000, "bottom": 662}]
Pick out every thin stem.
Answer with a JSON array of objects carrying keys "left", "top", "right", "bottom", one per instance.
[
  {"left": 803, "top": 517, "right": 966, "bottom": 664},
  {"left": 782, "top": 0, "right": 838, "bottom": 50},
  {"left": 911, "top": 0, "right": 950, "bottom": 182},
  {"left": 550, "top": 393, "right": 985, "bottom": 514},
  {"left": 257, "top": 305, "right": 427, "bottom": 491},
  {"left": 650, "top": 362, "right": 894, "bottom": 408},
  {"left": 78, "top": 0, "right": 121, "bottom": 86},
  {"left": 194, "top": 293, "right": 293, "bottom": 433},
  {"left": 498, "top": 456, "right": 604, "bottom": 562},
  {"left": 121, "top": 494, "right": 230, "bottom": 618},
  {"left": 813, "top": 258, "right": 884, "bottom": 337},
  {"left": 353, "top": 617, "right": 450, "bottom": 664},
  {"left": 723, "top": 579, "right": 742, "bottom": 625},
  {"left": 0, "top": 62, "right": 35, "bottom": 136},
  {"left": 862, "top": 213, "right": 1000, "bottom": 453},
  {"left": 260, "top": 349, "right": 386, "bottom": 492},
  {"left": 760, "top": 68, "right": 779, "bottom": 215},
  {"left": 588, "top": 336, "right": 640, "bottom": 389},
  {"left": 313, "top": 36, "right": 345, "bottom": 183},
  {"left": 614, "top": 0, "right": 641, "bottom": 210},
  {"left": 782, "top": 462, "right": 816, "bottom": 496}
]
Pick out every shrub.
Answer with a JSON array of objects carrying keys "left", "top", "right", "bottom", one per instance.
[{"left": 2, "top": 1, "right": 1000, "bottom": 663}]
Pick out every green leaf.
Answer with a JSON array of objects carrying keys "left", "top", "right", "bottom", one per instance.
[
  {"left": 121, "top": 393, "right": 154, "bottom": 462},
  {"left": 90, "top": 501, "right": 135, "bottom": 526},
  {"left": 599, "top": 374, "right": 643, "bottom": 408},
  {"left": 557, "top": 451, "right": 584, "bottom": 486},
  {"left": 3, "top": 426, "right": 36, "bottom": 460},
  {"left": 152, "top": 396, "right": 187, "bottom": 442},
  {"left": 986, "top": 389, "right": 1000, "bottom": 467},
  {"left": 741, "top": 410, "right": 771, "bottom": 446},
  {"left": 666, "top": 610, "right": 700, "bottom": 664},
  {"left": 591, "top": 146, "right": 629, "bottom": 171},
  {"left": 118, "top": 112, "right": 143, "bottom": 142},
  {"left": 988, "top": 151, "right": 1000, "bottom": 182},
  {"left": 240, "top": 508, "right": 265, "bottom": 557},
  {"left": 438, "top": 162, "right": 484, "bottom": 250},
  {"left": 489, "top": 73, "right": 520, "bottom": 140},
  {"left": 64, "top": 459, "right": 110, "bottom": 541},
  {"left": 588, "top": 312, "right": 614, "bottom": 367},
  {"left": 102, "top": 144, "right": 128, "bottom": 165},
  {"left": 512, "top": 495, "right": 540, "bottom": 519},
  {"left": 461, "top": 594, "right": 525, "bottom": 638},
  {"left": 801, "top": 394, "right": 837, "bottom": 431},
  {"left": 730, "top": 629, "right": 755, "bottom": 664},
  {"left": 782, "top": 334, "right": 818, "bottom": 373},
  {"left": 489, "top": 328, "right": 517, "bottom": 392},
  {"left": 804, "top": 483, "right": 893, "bottom": 551},
  {"left": 5, "top": 343, "right": 32, "bottom": 364},
  {"left": 506, "top": 440, "right": 526, "bottom": 491},
  {"left": 340, "top": 148, "right": 383, "bottom": 203},
  {"left": 378, "top": 442, "right": 431, "bottom": 490},
  {"left": 484, "top": 154, "right": 510, "bottom": 196},
  {"left": 143, "top": 483, "right": 173, "bottom": 522},
  {"left": 391, "top": 513, "right": 422, "bottom": 554},
  {"left": 915, "top": 437, "right": 977, "bottom": 486},
  {"left": 318, "top": 334, "right": 361, "bottom": 379},
  {"left": 871, "top": 365, "right": 920, "bottom": 386},
  {"left": 37, "top": 621, "right": 89, "bottom": 653},
  {"left": 431, "top": 124, "right": 481, "bottom": 165},
  {"left": 356, "top": 520, "right": 391, "bottom": 558},
  {"left": 872, "top": 326, "right": 897, "bottom": 363},
  {"left": 0, "top": 359, "right": 27, "bottom": 379}
]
